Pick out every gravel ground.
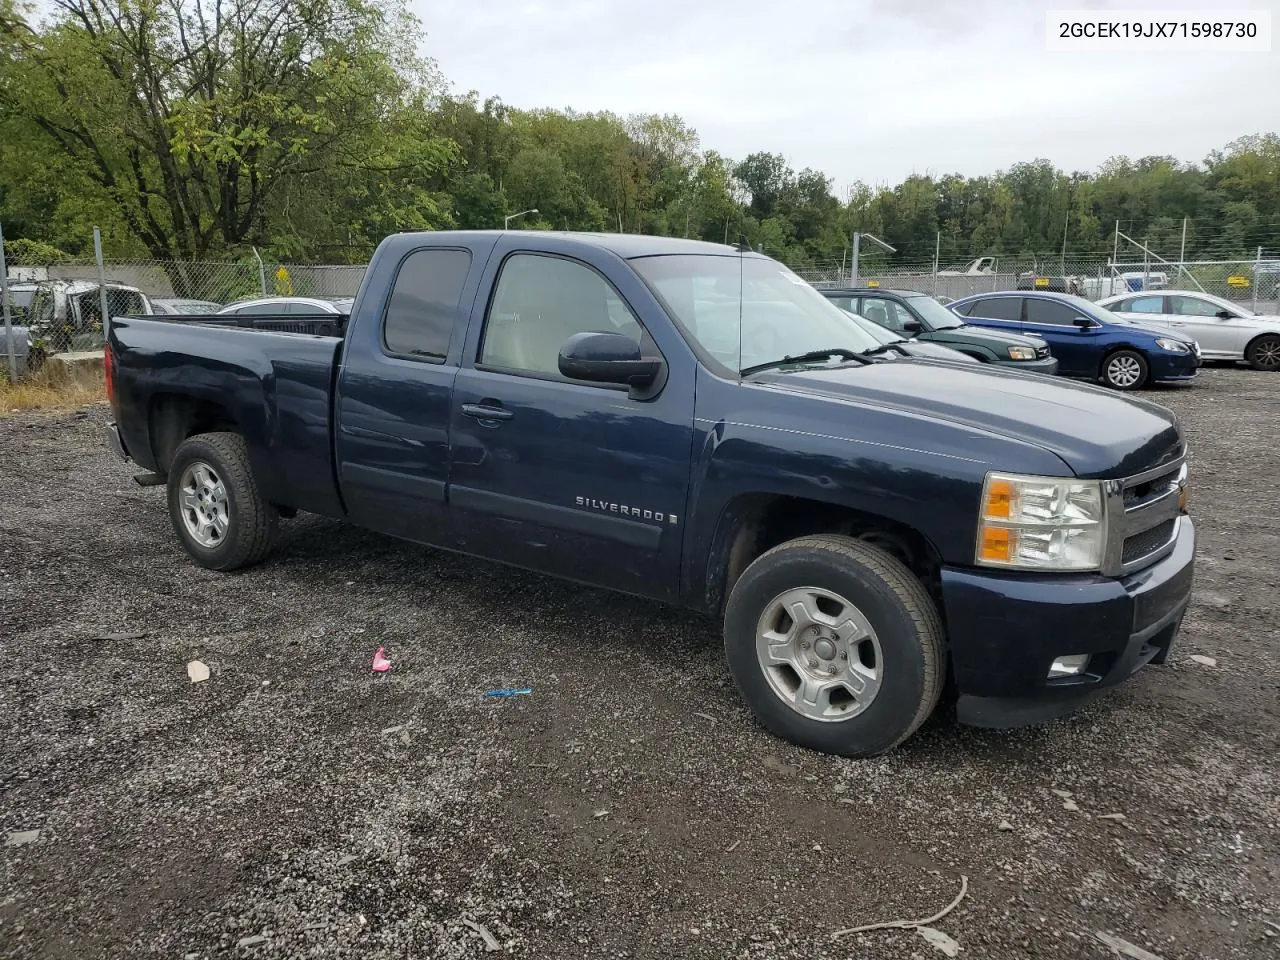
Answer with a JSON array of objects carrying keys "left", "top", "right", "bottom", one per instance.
[{"left": 2, "top": 367, "right": 1278, "bottom": 960}]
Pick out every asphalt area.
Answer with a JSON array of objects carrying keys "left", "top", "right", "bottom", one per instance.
[{"left": 2, "top": 367, "right": 1278, "bottom": 960}]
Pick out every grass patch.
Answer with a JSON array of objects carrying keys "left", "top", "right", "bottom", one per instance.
[{"left": 0, "top": 361, "right": 107, "bottom": 414}]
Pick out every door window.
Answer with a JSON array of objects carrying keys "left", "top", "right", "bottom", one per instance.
[
  {"left": 1121, "top": 295, "right": 1165, "bottom": 314},
  {"left": 859, "top": 297, "right": 916, "bottom": 333},
  {"left": 480, "top": 254, "right": 646, "bottom": 378},
  {"left": 1023, "top": 298, "right": 1082, "bottom": 326},
  {"left": 383, "top": 248, "right": 472, "bottom": 361},
  {"left": 967, "top": 297, "right": 1022, "bottom": 321},
  {"left": 1170, "top": 295, "right": 1230, "bottom": 318}
]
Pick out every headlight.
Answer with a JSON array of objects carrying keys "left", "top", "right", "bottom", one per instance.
[
  {"left": 1007, "top": 346, "right": 1037, "bottom": 361},
  {"left": 1155, "top": 338, "right": 1190, "bottom": 353},
  {"left": 977, "top": 472, "right": 1106, "bottom": 571}
]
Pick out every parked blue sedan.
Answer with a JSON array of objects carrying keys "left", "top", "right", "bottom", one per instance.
[{"left": 948, "top": 291, "right": 1200, "bottom": 390}]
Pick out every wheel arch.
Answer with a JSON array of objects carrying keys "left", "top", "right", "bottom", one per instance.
[
  {"left": 148, "top": 393, "right": 240, "bottom": 475},
  {"left": 1096, "top": 342, "right": 1150, "bottom": 379},
  {"left": 1245, "top": 330, "right": 1280, "bottom": 369},
  {"left": 700, "top": 493, "right": 944, "bottom": 616}
]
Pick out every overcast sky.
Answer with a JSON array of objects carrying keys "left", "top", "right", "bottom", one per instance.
[{"left": 411, "top": 0, "right": 1277, "bottom": 189}]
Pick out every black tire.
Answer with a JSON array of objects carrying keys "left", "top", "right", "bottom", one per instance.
[
  {"left": 166, "top": 432, "right": 278, "bottom": 571},
  {"left": 1100, "top": 349, "right": 1149, "bottom": 390},
  {"left": 1245, "top": 334, "right": 1280, "bottom": 372},
  {"left": 723, "top": 535, "right": 944, "bottom": 757}
]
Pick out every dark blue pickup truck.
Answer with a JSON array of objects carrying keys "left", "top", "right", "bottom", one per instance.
[{"left": 106, "top": 231, "right": 1196, "bottom": 756}]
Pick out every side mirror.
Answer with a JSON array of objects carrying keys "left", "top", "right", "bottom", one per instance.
[
  {"left": 1073, "top": 317, "right": 1099, "bottom": 329},
  {"left": 558, "top": 331, "right": 663, "bottom": 390},
  {"left": 1215, "top": 310, "right": 1234, "bottom": 319},
  {"left": 902, "top": 319, "right": 923, "bottom": 334}
]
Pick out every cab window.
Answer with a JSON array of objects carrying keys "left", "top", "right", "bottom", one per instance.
[{"left": 480, "top": 253, "right": 649, "bottom": 379}]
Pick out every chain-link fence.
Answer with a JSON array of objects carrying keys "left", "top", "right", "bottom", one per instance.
[
  {"left": 4, "top": 223, "right": 1278, "bottom": 381},
  {"left": 792, "top": 255, "right": 1280, "bottom": 311},
  {"left": 1, "top": 238, "right": 370, "bottom": 371}
]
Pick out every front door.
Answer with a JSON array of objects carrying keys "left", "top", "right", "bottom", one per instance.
[
  {"left": 1166, "top": 294, "right": 1253, "bottom": 358},
  {"left": 448, "top": 250, "right": 694, "bottom": 602}
]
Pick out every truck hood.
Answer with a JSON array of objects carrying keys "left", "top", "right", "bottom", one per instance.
[{"left": 754, "top": 360, "right": 1183, "bottom": 478}]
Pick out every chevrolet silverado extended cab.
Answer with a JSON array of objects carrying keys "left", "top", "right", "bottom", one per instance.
[{"left": 106, "top": 231, "right": 1195, "bottom": 756}]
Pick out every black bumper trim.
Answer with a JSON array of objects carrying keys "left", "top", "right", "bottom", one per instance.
[
  {"left": 956, "top": 597, "right": 1189, "bottom": 730},
  {"left": 106, "top": 421, "right": 130, "bottom": 462}
]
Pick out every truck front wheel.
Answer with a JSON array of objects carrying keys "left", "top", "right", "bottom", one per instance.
[
  {"left": 724, "top": 535, "right": 944, "bottom": 756},
  {"left": 166, "top": 432, "right": 278, "bottom": 571}
]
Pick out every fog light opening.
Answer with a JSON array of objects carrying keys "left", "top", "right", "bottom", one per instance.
[{"left": 1048, "top": 654, "right": 1091, "bottom": 679}]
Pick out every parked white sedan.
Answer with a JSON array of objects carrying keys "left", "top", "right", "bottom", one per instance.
[{"left": 1097, "top": 290, "right": 1280, "bottom": 371}]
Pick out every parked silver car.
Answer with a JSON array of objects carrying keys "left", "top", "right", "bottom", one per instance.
[
  {"left": 217, "top": 296, "right": 353, "bottom": 315},
  {"left": 1097, "top": 289, "right": 1280, "bottom": 371},
  {"left": 151, "top": 297, "right": 222, "bottom": 315}
]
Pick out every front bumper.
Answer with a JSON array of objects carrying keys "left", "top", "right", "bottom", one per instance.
[
  {"left": 942, "top": 516, "right": 1195, "bottom": 728},
  {"left": 1149, "top": 351, "right": 1200, "bottom": 382},
  {"left": 993, "top": 356, "right": 1059, "bottom": 375}
]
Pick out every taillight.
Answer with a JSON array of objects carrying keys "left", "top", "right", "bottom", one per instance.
[{"left": 103, "top": 344, "right": 116, "bottom": 407}]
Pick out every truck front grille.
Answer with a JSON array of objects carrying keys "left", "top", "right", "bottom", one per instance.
[
  {"left": 1103, "top": 456, "right": 1186, "bottom": 576},
  {"left": 1122, "top": 518, "right": 1177, "bottom": 565}
]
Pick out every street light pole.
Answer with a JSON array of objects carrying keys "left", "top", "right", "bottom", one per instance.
[
  {"left": 504, "top": 208, "right": 539, "bottom": 229},
  {"left": 850, "top": 231, "right": 896, "bottom": 287}
]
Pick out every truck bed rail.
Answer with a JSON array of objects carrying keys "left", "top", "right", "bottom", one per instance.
[{"left": 118, "top": 313, "right": 346, "bottom": 338}]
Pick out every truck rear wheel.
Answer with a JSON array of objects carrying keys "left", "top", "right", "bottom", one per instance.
[
  {"left": 166, "top": 432, "right": 278, "bottom": 571},
  {"left": 723, "top": 535, "right": 944, "bottom": 756}
]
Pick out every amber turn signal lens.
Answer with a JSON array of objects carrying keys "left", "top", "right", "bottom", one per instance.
[
  {"left": 979, "top": 525, "right": 1014, "bottom": 563},
  {"left": 984, "top": 478, "right": 1014, "bottom": 519}
]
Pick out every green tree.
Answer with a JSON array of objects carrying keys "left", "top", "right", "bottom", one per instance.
[{"left": 1, "top": 0, "right": 456, "bottom": 282}]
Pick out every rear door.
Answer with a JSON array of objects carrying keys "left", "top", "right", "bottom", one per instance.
[
  {"left": 1108, "top": 294, "right": 1170, "bottom": 326},
  {"left": 335, "top": 243, "right": 488, "bottom": 546},
  {"left": 1021, "top": 296, "right": 1098, "bottom": 376},
  {"left": 448, "top": 245, "right": 694, "bottom": 601},
  {"left": 958, "top": 295, "right": 1023, "bottom": 336}
]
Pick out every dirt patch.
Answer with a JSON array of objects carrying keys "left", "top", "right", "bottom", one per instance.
[{"left": 2, "top": 368, "right": 1278, "bottom": 959}]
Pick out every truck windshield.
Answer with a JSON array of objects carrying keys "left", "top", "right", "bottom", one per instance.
[{"left": 632, "top": 254, "right": 883, "bottom": 375}]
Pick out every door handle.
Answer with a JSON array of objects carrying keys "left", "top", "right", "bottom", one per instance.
[{"left": 461, "top": 402, "right": 514, "bottom": 422}]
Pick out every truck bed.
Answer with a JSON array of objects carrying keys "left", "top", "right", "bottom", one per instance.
[{"left": 109, "top": 315, "right": 346, "bottom": 519}]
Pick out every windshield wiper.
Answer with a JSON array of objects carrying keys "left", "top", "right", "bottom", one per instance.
[
  {"left": 740, "top": 347, "right": 872, "bottom": 376},
  {"left": 859, "top": 343, "right": 909, "bottom": 357}
]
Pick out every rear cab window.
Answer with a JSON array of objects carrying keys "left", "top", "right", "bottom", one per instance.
[{"left": 383, "top": 248, "right": 473, "bottom": 362}]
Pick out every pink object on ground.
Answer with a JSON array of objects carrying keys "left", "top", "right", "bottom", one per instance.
[{"left": 371, "top": 646, "right": 392, "bottom": 673}]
